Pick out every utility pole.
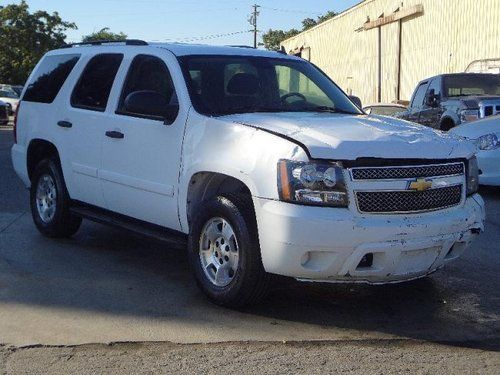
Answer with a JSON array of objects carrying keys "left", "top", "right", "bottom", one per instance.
[{"left": 248, "top": 4, "right": 260, "bottom": 48}]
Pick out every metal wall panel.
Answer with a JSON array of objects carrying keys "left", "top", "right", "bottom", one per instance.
[{"left": 281, "top": 0, "right": 500, "bottom": 106}]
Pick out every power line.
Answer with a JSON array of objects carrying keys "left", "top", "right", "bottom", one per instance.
[
  {"left": 260, "top": 6, "right": 322, "bottom": 16},
  {"left": 152, "top": 30, "right": 252, "bottom": 43}
]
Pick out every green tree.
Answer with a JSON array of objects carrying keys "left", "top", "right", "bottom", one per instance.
[
  {"left": 301, "top": 18, "right": 317, "bottom": 31},
  {"left": 317, "top": 11, "right": 338, "bottom": 24},
  {"left": 262, "top": 29, "right": 300, "bottom": 51},
  {"left": 81, "top": 27, "right": 127, "bottom": 43},
  {"left": 0, "top": 1, "right": 76, "bottom": 84},
  {"left": 262, "top": 10, "right": 337, "bottom": 51}
]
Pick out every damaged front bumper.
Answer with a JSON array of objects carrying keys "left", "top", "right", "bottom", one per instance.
[{"left": 254, "top": 194, "right": 485, "bottom": 283}]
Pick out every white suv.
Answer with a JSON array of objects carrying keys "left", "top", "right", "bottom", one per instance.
[{"left": 12, "top": 40, "right": 485, "bottom": 307}]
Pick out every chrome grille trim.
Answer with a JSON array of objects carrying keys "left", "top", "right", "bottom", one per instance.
[
  {"left": 355, "top": 185, "right": 462, "bottom": 214},
  {"left": 351, "top": 162, "right": 464, "bottom": 181},
  {"left": 479, "top": 100, "right": 500, "bottom": 118}
]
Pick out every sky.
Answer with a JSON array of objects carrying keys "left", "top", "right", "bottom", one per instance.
[{"left": 6, "top": 0, "right": 360, "bottom": 46}]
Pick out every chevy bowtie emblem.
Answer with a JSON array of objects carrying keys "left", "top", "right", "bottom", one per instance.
[{"left": 408, "top": 178, "right": 433, "bottom": 192}]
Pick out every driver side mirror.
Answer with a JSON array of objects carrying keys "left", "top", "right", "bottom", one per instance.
[
  {"left": 425, "top": 89, "right": 440, "bottom": 108},
  {"left": 124, "top": 90, "right": 179, "bottom": 124},
  {"left": 349, "top": 95, "right": 362, "bottom": 109}
]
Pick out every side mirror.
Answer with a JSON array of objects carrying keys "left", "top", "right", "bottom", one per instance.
[
  {"left": 425, "top": 89, "right": 439, "bottom": 107},
  {"left": 124, "top": 90, "right": 179, "bottom": 123},
  {"left": 349, "top": 95, "right": 362, "bottom": 109}
]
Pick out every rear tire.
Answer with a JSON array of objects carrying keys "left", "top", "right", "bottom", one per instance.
[
  {"left": 187, "top": 194, "right": 270, "bottom": 307},
  {"left": 30, "top": 158, "right": 82, "bottom": 238}
]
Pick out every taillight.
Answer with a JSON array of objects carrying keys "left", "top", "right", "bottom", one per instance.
[{"left": 13, "top": 102, "right": 20, "bottom": 143}]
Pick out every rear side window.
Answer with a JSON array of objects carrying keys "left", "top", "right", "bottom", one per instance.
[
  {"left": 23, "top": 54, "right": 80, "bottom": 103},
  {"left": 71, "top": 54, "right": 123, "bottom": 112}
]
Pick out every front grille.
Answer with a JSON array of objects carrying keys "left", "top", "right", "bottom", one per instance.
[
  {"left": 351, "top": 163, "right": 464, "bottom": 180},
  {"left": 483, "top": 105, "right": 500, "bottom": 117},
  {"left": 356, "top": 185, "right": 462, "bottom": 213},
  {"left": 480, "top": 102, "right": 500, "bottom": 118}
]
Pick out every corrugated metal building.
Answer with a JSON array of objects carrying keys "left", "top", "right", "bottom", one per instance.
[{"left": 280, "top": 0, "right": 500, "bottom": 105}]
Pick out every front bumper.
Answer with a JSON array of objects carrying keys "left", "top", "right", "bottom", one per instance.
[
  {"left": 254, "top": 194, "right": 485, "bottom": 283},
  {"left": 478, "top": 148, "right": 500, "bottom": 186}
]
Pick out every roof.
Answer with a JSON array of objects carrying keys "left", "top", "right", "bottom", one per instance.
[
  {"left": 419, "top": 72, "right": 500, "bottom": 83},
  {"left": 51, "top": 42, "right": 297, "bottom": 59}
]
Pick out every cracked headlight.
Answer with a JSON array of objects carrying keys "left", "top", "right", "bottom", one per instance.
[
  {"left": 466, "top": 156, "right": 479, "bottom": 196},
  {"left": 277, "top": 160, "right": 348, "bottom": 207},
  {"left": 476, "top": 133, "right": 499, "bottom": 150}
]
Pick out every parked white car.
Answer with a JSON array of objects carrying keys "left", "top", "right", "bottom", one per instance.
[
  {"left": 449, "top": 115, "right": 500, "bottom": 186},
  {"left": 11, "top": 41, "right": 485, "bottom": 306},
  {"left": 0, "top": 88, "right": 19, "bottom": 114},
  {"left": 363, "top": 103, "right": 407, "bottom": 117}
]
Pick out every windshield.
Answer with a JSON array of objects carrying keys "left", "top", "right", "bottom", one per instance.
[
  {"left": 444, "top": 74, "right": 500, "bottom": 97},
  {"left": 0, "top": 90, "right": 19, "bottom": 99},
  {"left": 178, "top": 55, "right": 362, "bottom": 116}
]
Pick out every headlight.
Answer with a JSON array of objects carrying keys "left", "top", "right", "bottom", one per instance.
[
  {"left": 277, "top": 160, "right": 348, "bottom": 207},
  {"left": 466, "top": 156, "right": 479, "bottom": 195},
  {"left": 460, "top": 109, "right": 479, "bottom": 123},
  {"left": 476, "top": 133, "right": 499, "bottom": 150}
]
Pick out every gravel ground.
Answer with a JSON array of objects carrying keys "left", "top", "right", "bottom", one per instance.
[{"left": 1, "top": 340, "right": 499, "bottom": 375}]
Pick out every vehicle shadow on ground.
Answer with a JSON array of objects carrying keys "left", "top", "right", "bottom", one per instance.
[{"left": 0, "top": 189, "right": 498, "bottom": 350}]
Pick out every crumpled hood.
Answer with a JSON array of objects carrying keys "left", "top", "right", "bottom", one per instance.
[{"left": 224, "top": 112, "right": 475, "bottom": 160}]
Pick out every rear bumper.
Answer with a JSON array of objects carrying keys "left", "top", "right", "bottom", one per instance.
[
  {"left": 254, "top": 194, "right": 485, "bottom": 283},
  {"left": 11, "top": 143, "right": 30, "bottom": 187},
  {"left": 478, "top": 148, "right": 500, "bottom": 186}
]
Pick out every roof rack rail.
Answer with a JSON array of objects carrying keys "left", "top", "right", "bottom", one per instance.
[{"left": 61, "top": 39, "right": 148, "bottom": 48}]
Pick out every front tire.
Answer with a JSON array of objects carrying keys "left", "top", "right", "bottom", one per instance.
[
  {"left": 188, "top": 194, "right": 270, "bottom": 307},
  {"left": 30, "top": 158, "right": 82, "bottom": 238}
]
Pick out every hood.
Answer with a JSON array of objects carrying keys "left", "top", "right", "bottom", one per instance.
[
  {"left": 450, "top": 115, "right": 500, "bottom": 139},
  {"left": 224, "top": 112, "right": 475, "bottom": 160},
  {"left": 457, "top": 95, "right": 500, "bottom": 108}
]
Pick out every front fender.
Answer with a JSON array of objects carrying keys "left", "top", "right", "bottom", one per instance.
[{"left": 178, "top": 112, "right": 308, "bottom": 231}]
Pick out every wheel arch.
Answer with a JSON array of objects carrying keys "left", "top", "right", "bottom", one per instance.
[
  {"left": 440, "top": 113, "right": 458, "bottom": 131},
  {"left": 27, "top": 139, "right": 61, "bottom": 181},
  {"left": 184, "top": 171, "right": 255, "bottom": 232}
]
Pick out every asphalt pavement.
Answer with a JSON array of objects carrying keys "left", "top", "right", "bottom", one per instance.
[{"left": 0, "top": 127, "right": 499, "bottom": 363}]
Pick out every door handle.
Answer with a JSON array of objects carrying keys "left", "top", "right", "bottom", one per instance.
[
  {"left": 105, "top": 130, "right": 124, "bottom": 139},
  {"left": 57, "top": 120, "right": 72, "bottom": 128}
]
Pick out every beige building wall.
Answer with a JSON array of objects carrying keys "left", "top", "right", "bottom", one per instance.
[{"left": 280, "top": 0, "right": 500, "bottom": 105}]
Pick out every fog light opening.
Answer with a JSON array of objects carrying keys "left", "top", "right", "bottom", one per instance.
[{"left": 357, "top": 253, "right": 373, "bottom": 269}]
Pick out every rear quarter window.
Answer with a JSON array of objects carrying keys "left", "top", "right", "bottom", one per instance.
[{"left": 23, "top": 54, "right": 80, "bottom": 104}]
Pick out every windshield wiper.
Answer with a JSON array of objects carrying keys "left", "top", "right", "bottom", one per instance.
[{"left": 214, "top": 106, "right": 296, "bottom": 115}]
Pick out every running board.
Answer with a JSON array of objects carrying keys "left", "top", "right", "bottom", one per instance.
[{"left": 70, "top": 203, "right": 188, "bottom": 247}]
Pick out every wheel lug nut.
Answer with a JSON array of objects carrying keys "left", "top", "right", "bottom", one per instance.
[
  {"left": 219, "top": 259, "right": 223, "bottom": 264},
  {"left": 224, "top": 256, "right": 229, "bottom": 262}
]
